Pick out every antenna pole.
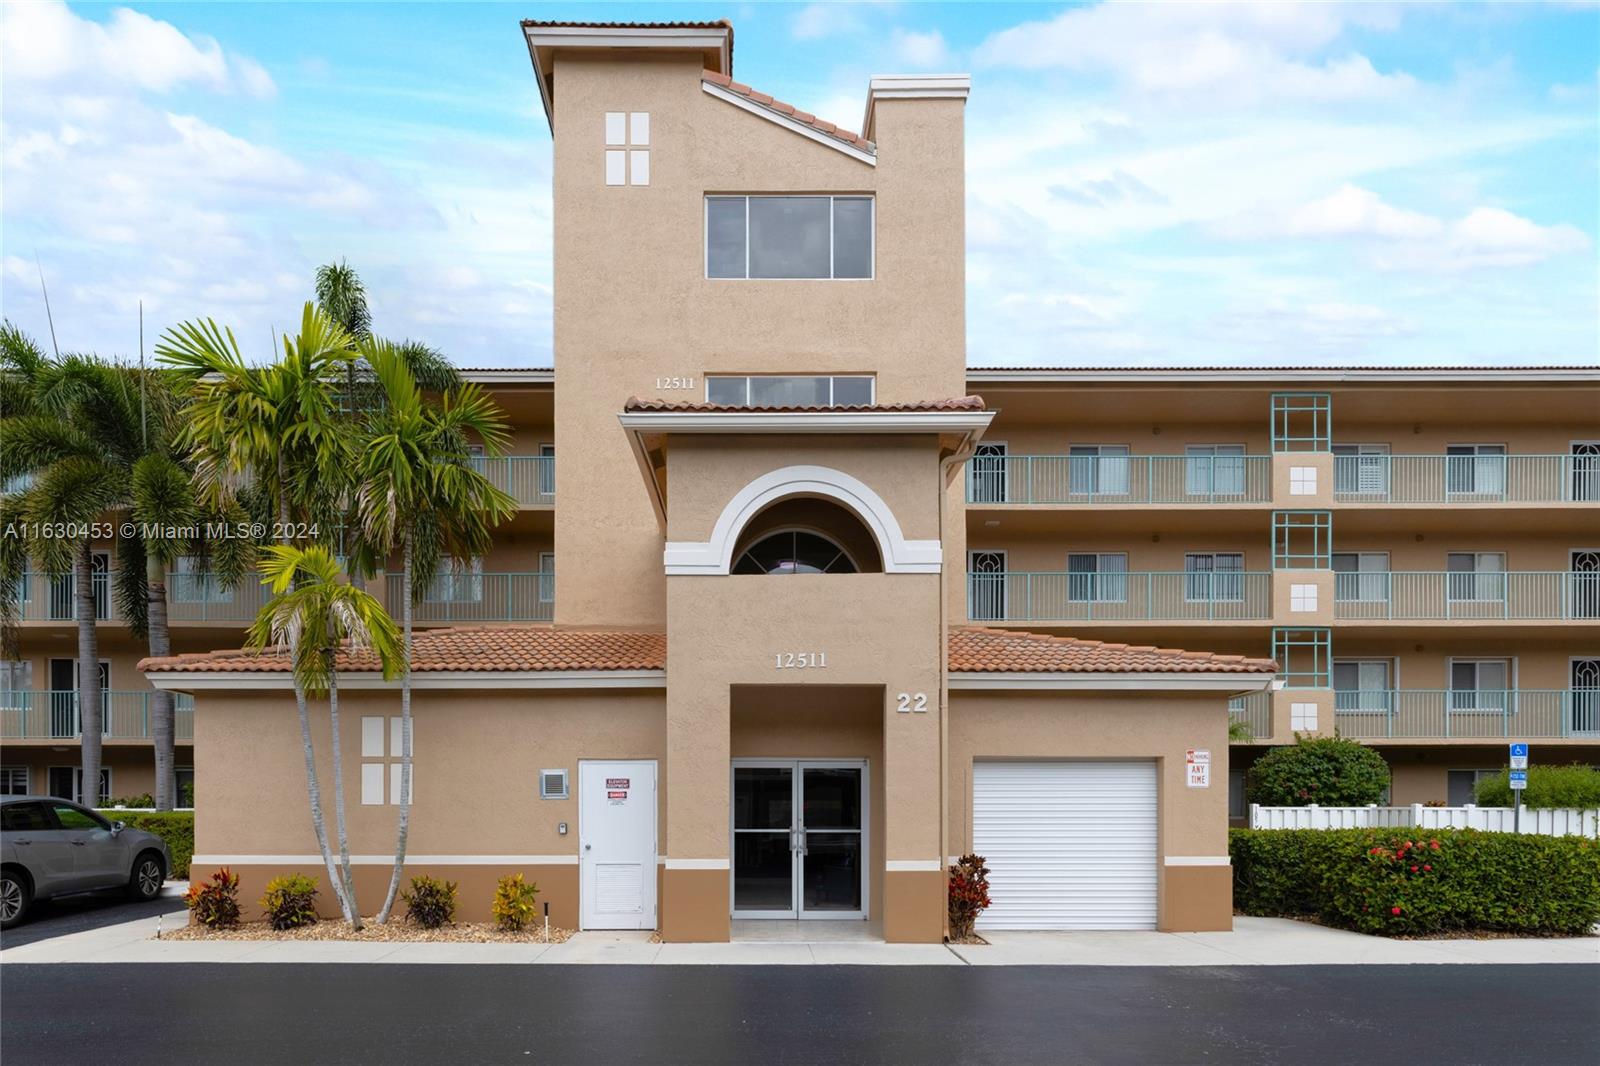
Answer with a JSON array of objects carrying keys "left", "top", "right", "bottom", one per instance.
[
  {"left": 140, "top": 300, "right": 148, "bottom": 448},
  {"left": 36, "top": 257, "right": 60, "bottom": 358}
]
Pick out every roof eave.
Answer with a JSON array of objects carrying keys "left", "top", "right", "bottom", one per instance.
[
  {"left": 949, "top": 671, "right": 1276, "bottom": 692},
  {"left": 522, "top": 23, "right": 734, "bottom": 132}
]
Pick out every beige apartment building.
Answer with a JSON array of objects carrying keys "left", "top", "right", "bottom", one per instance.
[{"left": 11, "top": 19, "right": 1593, "bottom": 941}]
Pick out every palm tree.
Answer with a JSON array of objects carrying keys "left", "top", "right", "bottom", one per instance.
[
  {"left": 353, "top": 341, "right": 516, "bottom": 922},
  {"left": 248, "top": 545, "right": 405, "bottom": 928}
]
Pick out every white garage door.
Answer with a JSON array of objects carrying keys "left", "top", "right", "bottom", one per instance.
[{"left": 972, "top": 760, "right": 1158, "bottom": 930}]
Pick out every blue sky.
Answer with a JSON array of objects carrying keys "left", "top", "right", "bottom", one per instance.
[{"left": 2, "top": 1, "right": 1596, "bottom": 367}]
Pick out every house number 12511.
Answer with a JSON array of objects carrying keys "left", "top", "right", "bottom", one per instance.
[{"left": 775, "top": 652, "right": 826, "bottom": 669}]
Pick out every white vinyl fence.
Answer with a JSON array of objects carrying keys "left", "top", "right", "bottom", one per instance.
[{"left": 1249, "top": 803, "right": 1599, "bottom": 839}]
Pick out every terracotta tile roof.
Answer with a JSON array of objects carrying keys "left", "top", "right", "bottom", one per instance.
[
  {"left": 142, "top": 624, "right": 1270, "bottom": 678},
  {"left": 948, "top": 627, "right": 1277, "bottom": 674},
  {"left": 702, "top": 70, "right": 874, "bottom": 153},
  {"left": 139, "top": 626, "right": 666, "bottom": 674},
  {"left": 970, "top": 365, "right": 1598, "bottom": 373},
  {"left": 623, "top": 396, "right": 986, "bottom": 413}
]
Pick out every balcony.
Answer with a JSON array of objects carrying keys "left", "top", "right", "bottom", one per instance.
[
  {"left": 1, "top": 691, "right": 195, "bottom": 741},
  {"left": 1334, "top": 571, "right": 1600, "bottom": 622},
  {"left": 1332, "top": 689, "right": 1599, "bottom": 739},
  {"left": 10, "top": 571, "right": 270, "bottom": 625},
  {"left": 1229, "top": 690, "right": 1273, "bottom": 740},
  {"left": 967, "top": 571, "right": 1272, "bottom": 623},
  {"left": 966, "top": 455, "right": 1272, "bottom": 506},
  {"left": 1334, "top": 454, "right": 1600, "bottom": 504},
  {"left": 387, "top": 571, "right": 554, "bottom": 623},
  {"left": 473, "top": 455, "right": 554, "bottom": 506}
]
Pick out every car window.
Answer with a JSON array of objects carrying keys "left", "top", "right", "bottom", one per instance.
[
  {"left": 2, "top": 802, "right": 54, "bottom": 832},
  {"left": 50, "top": 804, "right": 109, "bottom": 831}
]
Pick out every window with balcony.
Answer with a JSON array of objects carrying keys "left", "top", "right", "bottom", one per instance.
[
  {"left": 1333, "top": 443, "right": 1390, "bottom": 495},
  {"left": 1445, "top": 444, "right": 1506, "bottom": 496},
  {"left": 1334, "top": 660, "right": 1393, "bottom": 713},
  {"left": 706, "top": 195, "right": 873, "bottom": 279},
  {"left": 1067, "top": 553, "right": 1127, "bottom": 603},
  {"left": 1067, "top": 445, "right": 1130, "bottom": 496},
  {"left": 0, "top": 661, "right": 30, "bottom": 711},
  {"left": 1450, "top": 659, "right": 1511, "bottom": 713},
  {"left": 1185, "top": 553, "right": 1244, "bottom": 602},
  {"left": 968, "top": 442, "right": 1008, "bottom": 504},
  {"left": 968, "top": 551, "right": 1007, "bottom": 621},
  {"left": 1446, "top": 552, "right": 1505, "bottom": 602},
  {"left": 426, "top": 556, "right": 483, "bottom": 603},
  {"left": 171, "top": 556, "right": 231, "bottom": 604},
  {"left": 705, "top": 375, "right": 874, "bottom": 408},
  {"left": 1184, "top": 445, "right": 1246, "bottom": 496},
  {"left": 1332, "top": 552, "right": 1390, "bottom": 602}
]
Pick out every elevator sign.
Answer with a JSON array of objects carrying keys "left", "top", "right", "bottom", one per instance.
[{"left": 1186, "top": 749, "right": 1211, "bottom": 789}]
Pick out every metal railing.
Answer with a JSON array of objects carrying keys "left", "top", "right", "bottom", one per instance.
[
  {"left": 1334, "top": 571, "right": 1600, "bottom": 621},
  {"left": 472, "top": 455, "right": 555, "bottom": 506},
  {"left": 0, "top": 691, "right": 195, "bottom": 741},
  {"left": 1332, "top": 689, "right": 1599, "bottom": 739},
  {"left": 388, "top": 571, "right": 554, "bottom": 623},
  {"left": 164, "top": 573, "right": 273, "bottom": 623},
  {"left": 1229, "top": 690, "right": 1273, "bottom": 740},
  {"left": 9, "top": 570, "right": 113, "bottom": 621},
  {"left": 966, "top": 454, "right": 1272, "bottom": 505},
  {"left": 1333, "top": 454, "right": 1600, "bottom": 504},
  {"left": 967, "top": 571, "right": 1272, "bottom": 622}
]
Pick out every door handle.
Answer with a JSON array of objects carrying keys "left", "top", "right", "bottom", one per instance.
[
  {"left": 13, "top": 839, "right": 30, "bottom": 846},
  {"left": 70, "top": 839, "right": 86, "bottom": 846}
]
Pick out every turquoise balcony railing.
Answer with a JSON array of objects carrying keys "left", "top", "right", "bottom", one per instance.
[
  {"left": 1332, "top": 689, "right": 1599, "bottom": 739},
  {"left": 967, "top": 570, "right": 1272, "bottom": 623},
  {"left": 1, "top": 691, "right": 195, "bottom": 741},
  {"left": 966, "top": 454, "right": 1273, "bottom": 505},
  {"left": 471, "top": 455, "right": 555, "bottom": 506},
  {"left": 386, "top": 571, "right": 554, "bottom": 623},
  {"left": 1333, "top": 454, "right": 1600, "bottom": 504},
  {"left": 1334, "top": 571, "right": 1600, "bottom": 621}
]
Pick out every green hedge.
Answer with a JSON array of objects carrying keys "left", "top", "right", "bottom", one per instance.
[
  {"left": 1231, "top": 827, "right": 1600, "bottom": 936},
  {"left": 1475, "top": 764, "right": 1600, "bottom": 809},
  {"left": 98, "top": 810, "right": 194, "bottom": 879}
]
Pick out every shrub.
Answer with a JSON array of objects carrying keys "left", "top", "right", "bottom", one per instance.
[
  {"left": 179, "top": 779, "right": 195, "bottom": 808},
  {"left": 492, "top": 873, "right": 541, "bottom": 933},
  {"left": 402, "top": 875, "right": 458, "bottom": 928},
  {"left": 185, "top": 867, "right": 242, "bottom": 928},
  {"left": 947, "top": 854, "right": 991, "bottom": 939},
  {"left": 98, "top": 810, "right": 194, "bottom": 878},
  {"left": 1475, "top": 764, "right": 1600, "bottom": 809},
  {"left": 260, "top": 874, "right": 320, "bottom": 930},
  {"left": 1247, "top": 735, "right": 1390, "bottom": 806},
  {"left": 108, "top": 793, "right": 155, "bottom": 808},
  {"left": 1231, "top": 828, "right": 1600, "bottom": 936}
]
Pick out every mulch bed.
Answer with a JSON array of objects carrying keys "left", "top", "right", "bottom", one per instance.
[{"left": 161, "top": 919, "right": 576, "bottom": 943}]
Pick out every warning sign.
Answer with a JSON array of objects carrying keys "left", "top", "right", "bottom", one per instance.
[
  {"left": 606, "top": 778, "right": 630, "bottom": 789},
  {"left": 1185, "top": 749, "right": 1211, "bottom": 789},
  {"left": 607, "top": 790, "right": 628, "bottom": 801}
]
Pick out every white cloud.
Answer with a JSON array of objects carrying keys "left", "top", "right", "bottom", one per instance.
[
  {"left": 2, "top": 0, "right": 275, "bottom": 98},
  {"left": 1286, "top": 184, "right": 1443, "bottom": 240},
  {"left": 790, "top": 3, "right": 862, "bottom": 41},
  {"left": 890, "top": 28, "right": 951, "bottom": 69}
]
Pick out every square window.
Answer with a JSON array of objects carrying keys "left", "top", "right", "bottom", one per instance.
[
  {"left": 629, "top": 112, "right": 649, "bottom": 146},
  {"left": 1291, "top": 702, "right": 1319, "bottom": 732},
  {"left": 605, "top": 112, "right": 626, "bottom": 146},
  {"left": 605, "top": 150, "right": 625, "bottom": 186},
  {"left": 1290, "top": 466, "right": 1318, "bottom": 495},
  {"left": 1290, "top": 583, "right": 1319, "bottom": 612}
]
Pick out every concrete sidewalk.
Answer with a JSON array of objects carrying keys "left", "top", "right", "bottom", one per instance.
[{"left": 3, "top": 915, "right": 1596, "bottom": 966}]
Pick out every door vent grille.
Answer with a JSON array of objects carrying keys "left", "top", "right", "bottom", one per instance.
[{"left": 540, "top": 769, "right": 569, "bottom": 800}]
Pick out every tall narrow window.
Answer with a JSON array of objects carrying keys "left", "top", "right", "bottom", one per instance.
[
  {"left": 605, "top": 111, "right": 650, "bottom": 187},
  {"left": 705, "top": 196, "right": 874, "bottom": 279}
]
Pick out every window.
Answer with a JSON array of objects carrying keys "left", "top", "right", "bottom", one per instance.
[
  {"left": 1185, "top": 445, "right": 1246, "bottom": 496},
  {"left": 1332, "top": 552, "right": 1390, "bottom": 602},
  {"left": 1068, "top": 445, "right": 1130, "bottom": 496},
  {"left": 706, "top": 196, "right": 873, "bottom": 279},
  {"left": 733, "top": 531, "right": 858, "bottom": 575},
  {"left": 361, "top": 715, "right": 413, "bottom": 807},
  {"left": 538, "top": 443, "right": 556, "bottom": 499},
  {"left": 1450, "top": 659, "right": 1511, "bottom": 713},
  {"left": 176, "top": 767, "right": 195, "bottom": 808},
  {"left": 1185, "top": 553, "right": 1244, "bottom": 601},
  {"left": 1228, "top": 770, "right": 1247, "bottom": 820},
  {"left": 426, "top": 557, "right": 483, "bottom": 603},
  {"left": 1447, "top": 769, "right": 1499, "bottom": 806},
  {"left": 171, "top": 556, "right": 230, "bottom": 604},
  {"left": 1334, "top": 660, "right": 1393, "bottom": 712},
  {"left": 1, "top": 766, "right": 28, "bottom": 795},
  {"left": 968, "top": 442, "right": 1008, "bottom": 504},
  {"left": 1067, "top": 553, "right": 1127, "bottom": 603},
  {"left": 1, "top": 801, "right": 51, "bottom": 832},
  {"left": 705, "top": 375, "right": 874, "bottom": 408},
  {"left": 0, "top": 661, "right": 31, "bottom": 711},
  {"left": 1333, "top": 444, "right": 1390, "bottom": 495},
  {"left": 49, "top": 767, "right": 110, "bottom": 807},
  {"left": 537, "top": 552, "right": 555, "bottom": 605},
  {"left": 968, "top": 551, "right": 1007, "bottom": 621},
  {"left": 1446, "top": 552, "right": 1505, "bottom": 602},
  {"left": 604, "top": 111, "right": 649, "bottom": 187},
  {"left": 51, "top": 802, "right": 109, "bottom": 831},
  {"left": 1445, "top": 444, "right": 1506, "bottom": 496}
]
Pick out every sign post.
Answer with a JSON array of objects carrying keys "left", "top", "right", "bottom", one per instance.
[{"left": 1508, "top": 743, "right": 1528, "bottom": 833}]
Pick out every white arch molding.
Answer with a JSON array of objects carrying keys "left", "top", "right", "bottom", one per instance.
[{"left": 663, "top": 465, "right": 942, "bottom": 575}]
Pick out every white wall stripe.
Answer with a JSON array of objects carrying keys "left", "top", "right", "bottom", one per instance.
[
  {"left": 885, "top": 859, "right": 943, "bottom": 872},
  {"left": 1163, "top": 856, "right": 1231, "bottom": 867},
  {"left": 191, "top": 855, "right": 580, "bottom": 866},
  {"left": 664, "top": 858, "right": 729, "bottom": 871}
]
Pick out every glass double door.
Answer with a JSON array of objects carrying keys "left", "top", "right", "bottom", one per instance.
[{"left": 731, "top": 760, "right": 866, "bottom": 919}]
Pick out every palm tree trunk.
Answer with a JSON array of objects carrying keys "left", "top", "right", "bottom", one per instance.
[
  {"left": 145, "top": 554, "right": 175, "bottom": 810},
  {"left": 376, "top": 531, "right": 414, "bottom": 922},
  {"left": 75, "top": 542, "right": 103, "bottom": 808},
  {"left": 294, "top": 679, "right": 352, "bottom": 922},
  {"left": 327, "top": 662, "right": 360, "bottom": 928}
]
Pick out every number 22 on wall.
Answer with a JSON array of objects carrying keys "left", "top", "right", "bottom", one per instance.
[{"left": 896, "top": 692, "right": 928, "bottom": 714}]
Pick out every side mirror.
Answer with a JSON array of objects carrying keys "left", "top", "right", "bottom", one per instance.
[{"left": 111, "top": 821, "right": 125, "bottom": 834}]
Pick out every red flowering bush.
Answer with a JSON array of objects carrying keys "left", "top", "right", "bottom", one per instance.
[
  {"left": 1232, "top": 828, "right": 1600, "bottom": 937},
  {"left": 185, "top": 867, "right": 242, "bottom": 929},
  {"left": 947, "top": 854, "right": 991, "bottom": 939}
]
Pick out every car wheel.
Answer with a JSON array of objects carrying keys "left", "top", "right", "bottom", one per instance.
[
  {"left": 127, "top": 852, "right": 164, "bottom": 902},
  {"left": 1, "top": 868, "right": 30, "bottom": 930}
]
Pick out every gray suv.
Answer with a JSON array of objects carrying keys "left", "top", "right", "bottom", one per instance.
[{"left": 1, "top": 796, "right": 171, "bottom": 929}]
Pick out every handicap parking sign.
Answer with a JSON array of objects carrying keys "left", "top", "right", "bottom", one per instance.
[{"left": 1509, "top": 742, "right": 1529, "bottom": 770}]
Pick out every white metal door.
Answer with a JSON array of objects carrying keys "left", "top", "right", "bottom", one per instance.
[
  {"left": 578, "top": 760, "right": 657, "bottom": 930},
  {"left": 972, "top": 760, "right": 1158, "bottom": 930}
]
